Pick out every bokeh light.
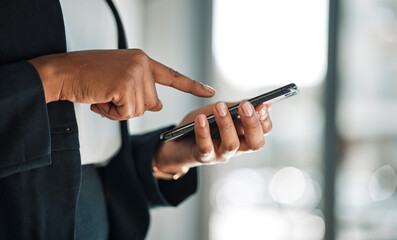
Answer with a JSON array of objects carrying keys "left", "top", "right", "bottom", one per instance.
[
  {"left": 269, "top": 167, "right": 306, "bottom": 204},
  {"left": 369, "top": 165, "right": 397, "bottom": 201}
]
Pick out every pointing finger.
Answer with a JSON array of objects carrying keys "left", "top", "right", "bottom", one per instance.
[{"left": 148, "top": 57, "right": 216, "bottom": 97}]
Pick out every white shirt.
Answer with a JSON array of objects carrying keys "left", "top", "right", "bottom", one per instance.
[{"left": 59, "top": 0, "right": 122, "bottom": 165}]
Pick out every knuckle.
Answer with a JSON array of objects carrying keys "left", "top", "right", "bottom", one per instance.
[
  {"left": 116, "top": 73, "right": 134, "bottom": 92},
  {"left": 168, "top": 68, "right": 184, "bottom": 79},
  {"left": 129, "top": 63, "right": 144, "bottom": 77},
  {"left": 134, "top": 111, "right": 143, "bottom": 117},
  {"left": 220, "top": 143, "right": 238, "bottom": 162},
  {"left": 198, "top": 147, "right": 211, "bottom": 156},
  {"left": 145, "top": 98, "right": 158, "bottom": 109},
  {"left": 225, "top": 142, "right": 240, "bottom": 152},
  {"left": 192, "top": 80, "right": 201, "bottom": 88},
  {"left": 132, "top": 49, "right": 147, "bottom": 59},
  {"left": 198, "top": 149, "right": 215, "bottom": 163},
  {"left": 121, "top": 112, "right": 133, "bottom": 120},
  {"left": 135, "top": 106, "right": 145, "bottom": 117},
  {"left": 113, "top": 86, "right": 130, "bottom": 104},
  {"left": 106, "top": 88, "right": 119, "bottom": 101},
  {"left": 119, "top": 77, "right": 133, "bottom": 91},
  {"left": 132, "top": 48, "right": 145, "bottom": 54},
  {"left": 150, "top": 101, "right": 163, "bottom": 111}
]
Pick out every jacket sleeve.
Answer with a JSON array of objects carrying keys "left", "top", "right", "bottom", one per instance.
[
  {"left": 0, "top": 60, "right": 51, "bottom": 179},
  {"left": 130, "top": 126, "right": 198, "bottom": 208}
]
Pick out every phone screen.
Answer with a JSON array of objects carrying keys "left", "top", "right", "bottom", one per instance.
[{"left": 160, "top": 83, "right": 299, "bottom": 142}]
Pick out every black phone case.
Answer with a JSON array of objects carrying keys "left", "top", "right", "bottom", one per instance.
[{"left": 160, "top": 83, "right": 298, "bottom": 142}]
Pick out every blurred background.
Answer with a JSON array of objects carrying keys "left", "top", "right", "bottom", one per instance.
[{"left": 115, "top": 0, "right": 397, "bottom": 239}]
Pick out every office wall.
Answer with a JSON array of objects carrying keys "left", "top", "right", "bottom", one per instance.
[{"left": 116, "top": 0, "right": 210, "bottom": 239}]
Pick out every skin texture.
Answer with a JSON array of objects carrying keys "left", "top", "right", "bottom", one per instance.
[
  {"left": 154, "top": 102, "right": 272, "bottom": 180},
  {"left": 29, "top": 49, "right": 216, "bottom": 120},
  {"left": 29, "top": 48, "right": 272, "bottom": 180}
]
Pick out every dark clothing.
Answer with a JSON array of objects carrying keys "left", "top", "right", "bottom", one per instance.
[
  {"left": 75, "top": 165, "right": 109, "bottom": 240},
  {"left": 0, "top": 0, "right": 197, "bottom": 239}
]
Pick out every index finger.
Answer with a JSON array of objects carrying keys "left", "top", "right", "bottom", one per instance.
[{"left": 148, "top": 57, "right": 216, "bottom": 97}]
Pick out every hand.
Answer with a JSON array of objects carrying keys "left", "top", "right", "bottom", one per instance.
[
  {"left": 153, "top": 101, "right": 272, "bottom": 180},
  {"left": 29, "top": 49, "right": 216, "bottom": 120}
]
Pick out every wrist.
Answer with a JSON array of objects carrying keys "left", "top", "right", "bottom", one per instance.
[{"left": 29, "top": 55, "right": 64, "bottom": 103}]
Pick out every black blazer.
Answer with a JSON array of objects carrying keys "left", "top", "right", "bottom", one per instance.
[{"left": 0, "top": 0, "right": 197, "bottom": 239}]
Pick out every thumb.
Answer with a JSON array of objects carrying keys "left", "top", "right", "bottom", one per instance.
[{"left": 90, "top": 103, "right": 125, "bottom": 120}]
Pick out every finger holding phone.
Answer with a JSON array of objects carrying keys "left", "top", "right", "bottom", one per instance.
[
  {"left": 153, "top": 101, "right": 272, "bottom": 180},
  {"left": 153, "top": 84, "right": 298, "bottom": 180},
  {"left": 194, "top": 101, "right": 272, "bottom": 161}
]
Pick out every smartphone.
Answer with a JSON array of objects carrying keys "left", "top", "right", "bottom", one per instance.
[{"left": 160, "top": 83, "right": 299, "bottom": 142}]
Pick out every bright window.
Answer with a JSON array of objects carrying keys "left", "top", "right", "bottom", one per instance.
[{"left": 212, "top": 0, "right": 328, "bottom": 90}]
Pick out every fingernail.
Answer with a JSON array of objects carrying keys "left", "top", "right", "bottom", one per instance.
[
  {"left": 242, "top": 101, "right": 253, "bottom": 117},
  {"left": 259, "top": 110, "right": 267, "bottom": 121},
  {"left": 198, "top": 115, "right": 206, "bottom": 128},
  {"left": 203, "top": 84, "right": 216, "bottom": 94},
  {"left": 216, "top": 102, "right": 228, "bottom": 117},
  {"left": 259, "top": 107, "right": 267, "bottom": 120}
]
